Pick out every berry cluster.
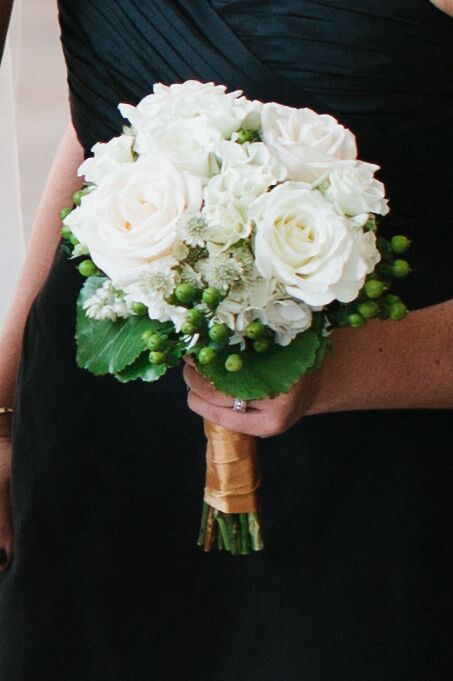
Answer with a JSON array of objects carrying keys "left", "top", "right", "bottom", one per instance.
[
  {"left": 329, "top": 234, "right": 411, "bottom": 329},
  {"left": 138, "top": 281, "right": 276, "bottom": 373}
]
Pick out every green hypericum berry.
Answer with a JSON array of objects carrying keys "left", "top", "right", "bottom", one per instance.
[
  {"left": 390, "top": 235, "right": 411, "bottom": 254},
  {"left": 69, "top": 234, "right": 80, "bottom": 247},
  {"left": 198, "top": 347, "right": 216, "bottom": 365},
  {"left": 72, "top": 190, "right": 85, "bottom": 207},
  {"left": 181, "top": 321, "right": 197, "bottom": 335},
  {"left": 225, "top": 353, "right": 243, "bottom": 372},
  {"left": 202, "top": 287, "right": 220, "bottom": 306},
  {"left": 175, "top": 283, "right": 196, "bottom": 303},
  {"left": 348, "top": 313, "right": 366, "bottom": 328},
  {"left": 364, "top": 279, "right": 385, "bottom": 299},
  {"left": 78, "top": 259, "right": 97, "bottom": 277},
  {"left": 389, "top": 302, "right": 408, "bottom": 320},
  {"left": 392, "top": 259, "right": 411, "bottom": 278},
  {"left": 149, "top": 351, "right": 166, "bottom": 365},
  {"left": 357, "top": 301, "right": 380, "bottom": 319},
  {"left": 384, "top": 294, "right": 401, "bottom": 306},
  {"left": 146, "top": 334, "right": 168, "bottom": 351},
  {"left": 186, "top": 308, "right": 204, "bottom": 326},
  {"left": 141, "top": 330, "right": 154, "bottom": 343},
  {"left": 208, "top": 323, "right": 229, "bottom": 343},
  {"left": 59, "top": 206, "right": 73, "bottom": 221},
  {"left": 244, "top": 321, "right": 265, "bottom": 340},
  {"left": 131, "top": 302, "right": 147, "bottom": 315},
  {"left": 60, "top": 225, "right": 72, "bottom": 241},
  {"left": 253, "top": 338, "right": 271, "bottom": 353},
  {"left": 164, "top": 293, "right": 178, "bottom": 305}
]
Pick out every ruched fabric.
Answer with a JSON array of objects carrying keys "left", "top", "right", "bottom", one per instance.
[{"left": 0, "top": 2, "right": 452, "bottom": 680}]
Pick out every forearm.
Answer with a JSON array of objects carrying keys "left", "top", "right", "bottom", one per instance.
[
  {"left": 0, "top": 123, "right": 84, "bottom": 408},
  {"left": 307, "top": 299, "right": 453, "bottom": 415},
  {"left": 430, "top": 0, "right": 453, "bottom": 17}
]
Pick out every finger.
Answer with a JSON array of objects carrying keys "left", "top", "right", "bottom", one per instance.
[
  {"left": 183, "top": 354, "right": 195, "bottom": 367},
  {"left": 183, "top": 364, "right": 232, "bottom": 407},
  {"left": 183, "top": 363, "right": 268, "bottom": 412},
  {"left": 187, "top": 390, "right": 271, "bottom": 437}
]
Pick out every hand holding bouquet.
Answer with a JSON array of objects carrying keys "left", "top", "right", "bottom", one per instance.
[{"left": 61, "top": 81, "right": 411, "bottom": 554}]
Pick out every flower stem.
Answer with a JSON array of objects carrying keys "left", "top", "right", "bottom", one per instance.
[{"left": 198, "top": 504, "right": 264, "bottom": 555}]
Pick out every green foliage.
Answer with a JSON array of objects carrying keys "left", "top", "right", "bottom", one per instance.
[
  {"left": 197, "top": 315, "right": 328, "bottom": 400},
  {"left": 115, "top": 352, "right": 167, "bottom": 383},
  {"left": 76, "top": 277, "right": 163, "bottom": 375}
]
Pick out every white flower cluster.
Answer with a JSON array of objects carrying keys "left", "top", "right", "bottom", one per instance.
[
  {"left": 66, "top": 80, "right": 388, "bottom": 345},
  {"left": 83, "top": 280, "right": 129, "bottom": 322}
]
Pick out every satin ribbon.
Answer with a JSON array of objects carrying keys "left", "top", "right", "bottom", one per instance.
[{"left": 203, "top": 419, "right": 260, "bottom": 514}]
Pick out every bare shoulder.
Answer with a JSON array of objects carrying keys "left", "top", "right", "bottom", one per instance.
[{"left": 429, "top": 0, "right": 453, "bottom": 17}]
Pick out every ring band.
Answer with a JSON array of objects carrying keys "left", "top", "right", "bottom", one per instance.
[{"left": 232, "top": 398, "right": 248, "bottom": 413}]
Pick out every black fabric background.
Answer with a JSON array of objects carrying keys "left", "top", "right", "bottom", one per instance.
[{"left": 0, "top": 2, "right": 452, "bottom": 679}]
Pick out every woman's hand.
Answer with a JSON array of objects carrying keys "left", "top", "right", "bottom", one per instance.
[
  {"left": 184, "top": 299, "right": 453, "bottom": 435},
  {"left": 183, "top": 357, "right": 320, "bottom": 437},
  {"left": 0, "top": 436, "right": 13, "bottom": 573}
]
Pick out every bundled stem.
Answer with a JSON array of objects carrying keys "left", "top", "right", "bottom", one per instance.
[{"left": 198, "top": 420, "right": 264, "bottom": 555}]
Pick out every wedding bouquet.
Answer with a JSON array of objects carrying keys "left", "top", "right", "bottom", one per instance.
[{"left": 61, "top": 81, "right": 411, "bottom": 555}]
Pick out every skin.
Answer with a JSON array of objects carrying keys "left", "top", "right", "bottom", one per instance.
[
  {"left": 0, "top": 1, "right": 452, "bottom": 573},
  {"left": 430, "top": 0, "right": 453, "bottom": 16},
  {"left": 0, "top": 125, "right": 84, "bottom": 572}
]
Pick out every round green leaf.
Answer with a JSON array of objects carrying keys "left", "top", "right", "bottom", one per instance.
[{"left": 197, "top": 321, "right": 326, "bottom": 401}]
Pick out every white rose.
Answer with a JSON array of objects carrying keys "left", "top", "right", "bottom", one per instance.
[
  {"left": 65, "top": 153, "right": 202, "bottom": 287},
  {"left": 77, "top": 135, "right": 134, "bottom": 185},
  {"left": 261, "top": 103, "right": 357, "bottom": 183},
  {"left": 200, "top": 144, "right": 286, "bottom": 253},
  {"left": 324, "top": 162, "right": 389, "bottom": 219},
  {"left": 202, "top": 198, "right": 250, "bottom": 254},
  {"left": 216, "top": 141, "right": 287, "bottom": 186},
  {"left": 119, "top": 80, "right": 252, "bottom": 139},
  {"left": 251, "top": 183, "right": 379, "bottom": 306},
  {"left": 258, "top": 299, "right": 312, "bottom": 346},
  {"left": 131, "top": 117, "right": 222, "bottom": 178}
]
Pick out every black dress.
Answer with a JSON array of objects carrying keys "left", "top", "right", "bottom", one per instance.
[{"left": 1, "top": 2, "right": 452, "bottom": 679}]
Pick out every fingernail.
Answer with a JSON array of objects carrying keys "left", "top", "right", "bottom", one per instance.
[{"left": 0, "top": 548, "right": 7, "bottom": 566}]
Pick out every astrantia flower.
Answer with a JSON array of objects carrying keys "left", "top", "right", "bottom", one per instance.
[
  {"left": 180, "top": 263, "right": 205, "bottom": 288},
  {"left": 124, "top": 265, "right": 187, "bottom": 331},
  {"left": 83, "top": 280, "right": 130, "bottom": 322},
  {"left": 196, "top": 253, "right": 245, "bottom": 293},
  {"left": 137, "top": 266, "right": 178, "bottom": 301},
  {"left": 177, "top": 214, "right": 209, "bottom": 248}
]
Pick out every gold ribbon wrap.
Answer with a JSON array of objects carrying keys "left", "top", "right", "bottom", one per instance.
[{"left": 203, "top": 419, "right": 260, "bottom": 514}]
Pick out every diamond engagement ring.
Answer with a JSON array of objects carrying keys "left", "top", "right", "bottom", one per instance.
[{"left": 232, "top": 398, "right": 248, "bottom": 413}]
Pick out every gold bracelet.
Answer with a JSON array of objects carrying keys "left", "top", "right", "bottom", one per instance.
[{"left": 0, "top": 408, "right": 13, "bottom": 416}]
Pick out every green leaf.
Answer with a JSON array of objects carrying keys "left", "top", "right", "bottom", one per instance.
[
  {"left": 197, "top": 319, "right": 325, "bottom": 401},
  {"left": 115, "top": 352, "right": 167, "bottom": 383},
  {"left": 76, "top": 277, "right": 161, "bottom": 375}
]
